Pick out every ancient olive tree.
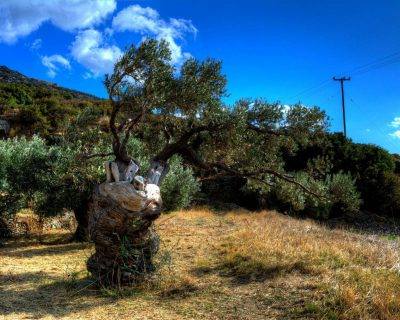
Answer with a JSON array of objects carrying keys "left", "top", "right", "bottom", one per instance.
[{"left": 86, "top": 39, "right": 226, "bottom": 285}]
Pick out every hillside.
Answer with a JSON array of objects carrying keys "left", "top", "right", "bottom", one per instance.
[
  {"left": 0, "top": 66, "right": 99, "bottom": 101},
  {"left": 1, "top": 208, "right": 399, "bottom": 320},
  {"left": 0, "top": 66, "right": 107, "bottom": 138}
]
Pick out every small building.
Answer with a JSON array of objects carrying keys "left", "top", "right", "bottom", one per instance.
[{"left": 0, "top": 119, "right": 10, "bottom": 139}]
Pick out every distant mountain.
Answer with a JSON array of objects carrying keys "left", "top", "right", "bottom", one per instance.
[
  {"left": 0, "top": 66, "right": 106, "bottom": 138},
  {"left": 0, "top": 65, "right": 100, "bottom": 101}
]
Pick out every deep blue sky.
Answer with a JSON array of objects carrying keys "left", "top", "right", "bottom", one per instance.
[{"left": 0, "top": 0, "right": 399, "bottom": 153}]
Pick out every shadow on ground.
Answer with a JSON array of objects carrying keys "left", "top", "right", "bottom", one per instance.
[
  {"left": 322, "top": 211, "right": 400, "bottom": 236},
  {"left": 0, "top": 241, "right": 201, "bottom": 319},
  {"left": 192, "top": 255, "right": 314, "bottom": 285},
  {"left": 2, "top": 242, "right": 91, "bottom": 258},
  {"left": 0, "top": 270, "right": 117, "bottom": 318}
]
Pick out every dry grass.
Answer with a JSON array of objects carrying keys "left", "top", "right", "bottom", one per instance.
[
  {"left": 214, "top": 210, "right": 400, "bottom": 319},
  {"left": 12, "top": 209, "right": 43, "bottom": 237},
  {"left": 1, "top": 208, "right": 399, "bottom": 319}
]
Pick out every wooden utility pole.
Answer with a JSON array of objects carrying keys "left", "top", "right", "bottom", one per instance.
[{"left": 333, "top": 76, "right": 351, "bottom": 137}]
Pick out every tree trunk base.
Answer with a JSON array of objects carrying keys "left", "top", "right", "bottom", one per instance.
[
  {"left": 71, "top": 224, "right": 89, "bottom": 242},
  {"left": 87, "top": 181, "right": 162, "bottom": 286},
  {"left": 87, "top": 228, "right": 159, "bottom": 285}
]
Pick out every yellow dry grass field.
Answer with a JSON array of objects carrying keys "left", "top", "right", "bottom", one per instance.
[{"left": 1, "top": 208, "right": 400, "bottom": 319}]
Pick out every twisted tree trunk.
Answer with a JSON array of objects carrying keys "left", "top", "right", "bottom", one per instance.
[{"left": 86, "top": 161, "right": 167, "bottom": 286}]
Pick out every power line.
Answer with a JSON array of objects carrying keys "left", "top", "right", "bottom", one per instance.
[
  {"left": 287, "top": 48, "right": 400, "bottom": 102},
  {"left": 352, "top": 56, "right": 400, "bottom": 77},
  {"left": 349, "top": 50, "right": 400, "bottom": 76},
  {"left": 287, "top": 79, "right": 331, "bottom": 101},
  {"left": 348, "top": 97, "right": 400, "bottom": 152}
]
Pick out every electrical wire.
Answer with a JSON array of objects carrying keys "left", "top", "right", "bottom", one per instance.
[
  {"left": 288, "top": 49, "right": 400, "bottom": 101},
  {"left": 347, "top": 97, "right": 399, "bottom": 152},
  {"left": 287, "top": 79, "right": 331, "bottom": 101},
  {"left": 350, "top": 51, "right": 400, "bottom": 77}
]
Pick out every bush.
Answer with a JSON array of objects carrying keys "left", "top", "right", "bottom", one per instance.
[
  {"left": 0, "top": 217, "right": 12, "bottom": 239},
  {"left": 282, "top": 133, "right": 398, "bottom": 217},
  {"left": 326, "top": 172, "right": 361, "bottom": 217},
  {"left": 0, "top": 135, "right": 106, "bottom": 224},
  {"left": 161, "top": 156, "right": 200, "bottom": 211},
  {"left": 372, "top": 173, "right": 400, "bottom": 217},
  {"left": 269, "top": 171, "right": 360, "bottom": 219},
  {"left": 271, "top": 171, "right": 330, "bottom": 218},
  {"left": 0, "top": 136, "right": 53, "bottom": 216},
  {"left": 322, "top": 136, "right": 396, "bottom": 216}
]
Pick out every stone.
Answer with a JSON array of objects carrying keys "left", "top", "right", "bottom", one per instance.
[{"left": 0, "top": 119, "right": 10, "bottom": 138}]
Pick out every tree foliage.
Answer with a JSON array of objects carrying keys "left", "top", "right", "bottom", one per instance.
[
  {"left": 0, "top": 77, "right": 107, "bottom": 139},
  {"left": 2, "top": 39, "right": 399, "bottom": 227}
]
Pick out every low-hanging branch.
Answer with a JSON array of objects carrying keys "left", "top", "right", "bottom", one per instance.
[
  {"left": 152, "top": 126, "right": 325, "bottom": 199},
  {"left": 192, "top": 153, "right": 324, "bottom": 199}
]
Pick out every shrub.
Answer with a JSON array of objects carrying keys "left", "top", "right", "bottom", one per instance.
[
  {"left": 0, "top": 136, "right": 53, "bottom": 216},
  {"left": 0, "top": 135, "right": 199, "bottom": 222},
  {"left": 372, "top": 173, "right": 400, "bottom": 217},
  {"left": 161, "top": 156, "right": 200, "bottom": 211},
  {"left": 0, "top": 217, "right": 12, "bottom": 239},
  {"left": 283, "top": 133, "right": 398, "bottom": 217},
  {"left": 326, "top": 172, "right": 361, "bottom": 217},
  {"left": 269, "top": 171, "right": 360, "bottom": 219},
  {"left": 270, "top": 171, "right": 328, "bottom": 217}
]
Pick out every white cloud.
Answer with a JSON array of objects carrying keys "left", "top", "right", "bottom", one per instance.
[
  {"left": 390, "top": 117, "right": 400, "bottom": 128},
  {"left": 388, "top": 117, "right": 400, "bottom": 139},
  {"left": 1, "top": 1, "right": 197, "bottom": 77},
  {"left": 0, "top": 0, "right": 116, "bottom": 44},
  {"left": 113, "top": 6, "right": 160, "bottom": 34},
  {"left": 30, "top": 38, "right": 42, "bottom": 50},
  {"left": 390, "top": 130, "right": 400, "bottom": 139},
  {"left": 71, "top": 29, "right": 122, "bottom": 77},
  {"left": 282, "top": 104, "right": 291, "bottom": 115},
  {"left": 112, "top": 5, "right": 197, "bottom": 64},
  {"left": 41, "top": 54, "right": 71, "bottom": 78}
]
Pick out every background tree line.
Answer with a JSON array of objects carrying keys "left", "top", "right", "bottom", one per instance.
[{"left": 0, "top": 40, "right": 399, "bottom": 241}]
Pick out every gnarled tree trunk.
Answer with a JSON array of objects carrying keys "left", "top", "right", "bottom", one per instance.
[{"left": 86, "top": 161, "right": 166, "bottom": 286}]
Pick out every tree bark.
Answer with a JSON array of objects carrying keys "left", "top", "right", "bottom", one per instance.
[{"left": 86, "top": 180, "right": 162, "bottom": 286}]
